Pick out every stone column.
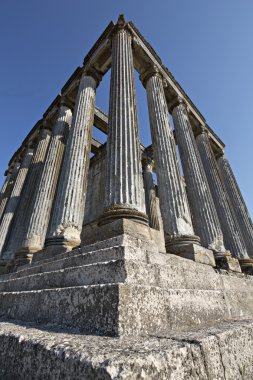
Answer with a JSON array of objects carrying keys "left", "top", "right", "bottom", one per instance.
[
  {"left": 0, "top": 163, "right": 20, "bottom": 223},
  {"left": 142, "top": 158, "right": 160, "bottom": 230},
  {"left": 45, "top": 68, "right": 100, "bottom": 251},
  {"left": 101, "top": 17, "right": 147, "bottom": 225},
  {"left": 172, "top": 99, "right": 226, "bottom": 259},
  {"left": 0, "top": 173, "right": 11, "bottom": 203},
  {"left": 0, "top": 148, "right": 34, "bottom": 254},
  {"left": 141, "top": 68, "right": 204, "bottom": 258},
  {"left": 196, "top": 128, "right": 247, "bottom": 271},
  {"left": 2, "top": 128, "right": 51, "bottom": 262},
  {"left": 217, "top": 154, "right": 253, "bottom": 259},
  {"left": 20, "top": 104, "right": 72, "bottom": 255}
]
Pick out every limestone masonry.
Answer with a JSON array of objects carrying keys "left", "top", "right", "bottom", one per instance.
[{"left": 0, "top": 15, "right": 253, "bottom": 379}]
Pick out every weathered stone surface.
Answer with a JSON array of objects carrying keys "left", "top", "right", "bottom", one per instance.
[
  {"left": 21, "top": 105, "right": 72, "bottom": 255},
  {"left": 142, "top": 159, "right": 160, "bottom": 230},
  {"left": 0, "top": 235, "right": 253, "bottom": 337},
  {"left": 0, "top": 319, "right": 253, "bottom": 379},
  {"left": 172, "top": 101, "right": 226, "bottom": 255},
  {"left": 103, "top": 22, "right": 146, "bottom": 223},
  {"left": 0, "top": 149, "right": 33, "bottom": 254},
  {"left": 144, "top": 69, "right": 197, "bottom": 249},
  {"left": 196, "top": 129, "right": 248, "bottom": 261},
  {"left": 2, "top": 128, "right": 51, "bottom": 261},
  {"left": 0, "top": 162, "right": 20, "bottom": 223},
  {"left": 169, "top": 243, "right": 215, "bottom": 266},
  {"left": 46, "top": 72, "right": 98, "bottom": 250},
  {"left": 217, "top": 154, "right": 253, "bottom": 257}
]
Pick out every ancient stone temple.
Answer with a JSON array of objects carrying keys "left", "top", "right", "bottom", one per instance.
[{"left": 0, "top": 15, "right": 253, "bottom": 379}]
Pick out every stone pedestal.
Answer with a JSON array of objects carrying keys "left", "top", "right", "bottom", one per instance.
[
  {"left": 45, "top": 70, "right": 100, "bottom": 251},
  {"left": 101, "top": 18, "right": 147, "bottom": 225}
]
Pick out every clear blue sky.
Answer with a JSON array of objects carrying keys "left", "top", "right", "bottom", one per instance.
[{"left": 0, "top": 0, "right": 252, "bottom": 216}]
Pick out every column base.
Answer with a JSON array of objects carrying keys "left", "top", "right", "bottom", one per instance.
[
  {"left": 0, "top": 259, "right": 13, "bottom": 274},
  {"left": 215, "top": 253, "right": 242, "bottom": 273},
  {"left": 99, "top": 205, "right": 149, "bottom": 227},
  {"left": 14, "top": 249, "right": 34, "bottom": 267},
  {"left": 166, "top": 238, "right": 215, "bottom": 267},
  {"left": 239, "top": 258, "right": 253, "bottom": 275},
  {"left": 45, "top": 226, "right": 81, "bottom": 251},
  {"left": 82, "top": 218, "right": 157, "bottom": 247}
]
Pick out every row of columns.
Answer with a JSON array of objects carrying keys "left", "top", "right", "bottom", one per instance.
[{"left": 0, "top": 18, "right": 252, "bottom": 271}]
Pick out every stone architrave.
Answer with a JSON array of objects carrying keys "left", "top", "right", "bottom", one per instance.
[
  {"left": 0, "top": 148, "right": 34, "bottom": 254},
  {"left": 141, "top": 68, "right": 202, "bottom": 255},
  {"left": 0, "top": 163, "right": 20, "bottom": 223},
  {"left": 142, "top": 159, "right": 160, "bottom": 230},
  {"left": 172, "top": 99, "right": 227, "bottom": 258},
  {"left": 45, "top": 69, "right": 100, "bottom": 251},
  {"left": 101, "top": 17, "right": 147, "bottom": 225},
  {"left": 20, "top": 104, "right": 72, "bottom": 255},
  {"left": 2, "top": 128, "right": 51, "bottom": 261},
  {"left": 217, "top": 154, "right": 253, "bottom": 258}
]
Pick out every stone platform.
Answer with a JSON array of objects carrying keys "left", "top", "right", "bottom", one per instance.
[
  {"left": 0, "top": 319, "right": 253, "bottom": 379},
  {"left": 0, "top": 234, "right": 253, "bottom": 338}
]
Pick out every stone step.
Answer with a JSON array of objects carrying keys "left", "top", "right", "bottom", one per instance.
[
  {"left": 1, "top": 244, "right": 147, "bottom": 282},
  {"left": 0, "top": 319, "right": 253, "bottom": 379},
  {"left": 0, "top": 257, "right": 217, "bottom": 293},
  {"left": 0, "top": 260, "right": 126, "bottom": 292},
  {"left": 0, "top": 283, "right": 252, "bottom": 337}
]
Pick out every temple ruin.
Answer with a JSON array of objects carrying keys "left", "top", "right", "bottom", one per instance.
[{"left": 0, "top": 15, "right": 253, "bottom": 379}]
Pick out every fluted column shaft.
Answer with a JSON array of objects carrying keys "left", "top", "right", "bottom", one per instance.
[
  {"left": 217, "top": 154, "right": 253, "bottom": 256},
  {"left": 196, "top": 131, "right": 248, "bottom": 259},
  {"left": 0, "top": 174, "right": 11, "bottom": 203},
  {"left": 21, "top": 105, "right": 72, "bottom": 253},
  {"left": 0, "top": 163, "right": 20, "bottom": 223},
  {"left": 143, "top": 160, "right": 160, "bottom": 230},
  {"left": 46, "top": 72, "right": 98, "bottom": 249},
  {"left": 103, "top": 26, "right": 147, "bottom": 224},
  {"left": 2, "top": 129, "right": 51, "bottom": 260},
  {"left": 172, "top": 102, "right": 225, "bottom": 253},
  {"left": 0, "top": 149, "right": 34, "bottom": 254},
  {"left": 144, "top": 73, "right": 197, "bottom": 246}
]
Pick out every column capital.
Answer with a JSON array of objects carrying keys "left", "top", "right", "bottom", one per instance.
[
  {"left": 58, "top": 97, "right": 74, "bottom": 111},
  {"left": 82, "top": 65, "right": 102, "bottom": 87},
  {"left": 195, "top": 123, "right": 208, "bottom": 137},
  {"left": 142, "top": 156, "right": 154, "bottom": 172},
  {"left": 140, "top": 65, "right": 162, "bottom": 88},
  {"left": 41, "top": 118, "right": 53, "bottom": 133},
  {"left": 169, "top": 96, "right": 189, "bottom": 114}
]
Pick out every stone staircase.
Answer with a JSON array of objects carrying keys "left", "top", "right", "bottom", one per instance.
[{"left": 0, "top": 234, "right": 253, "bottom": 338}]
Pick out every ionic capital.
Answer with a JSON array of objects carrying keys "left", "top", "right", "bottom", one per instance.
[
  {"left": 82, "top": 65, "right": 102, "bottom": 86},
  {"left": 58, "top": 97, "right": 74, "bottom": 111},
  {"left": 142, "top": 156, "right": 154, "bottom": 173},
  {"left": 140, "top": 65, "right": 162, "bottom": 88},
  {"left": 169, "top": 96, "right": 189, "bottom": 114},
  {"left": 195, "top": 123, "right": 208, "bottom": 137}
]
